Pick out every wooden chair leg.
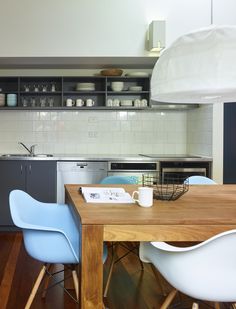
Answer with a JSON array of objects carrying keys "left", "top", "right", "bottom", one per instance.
[
  {"left": 71, "top": 268, "right": 79, "bottom": 300},
  {"left": 214, "top": 303, "right": 220, "bottom": 309},
  {"left": 103, "top": 255, "right": 115, "bottom": 297},
  {"left": 41, "top": 264, "right": 53, "bottom": 299},
  {"left": 150, "top": 263, "right": 167, "bottom": 296},
  {"left": 25, "top": 264, "right": 47, "bottom": 309},
  {"left": 192, "top": 303, "right": 199, "bottom": 309},
  {"left": 160, "top": 288, "right": 178, "bottom": 309}
]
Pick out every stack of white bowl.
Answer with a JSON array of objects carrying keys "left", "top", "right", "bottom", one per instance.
[
  {"left": 111, "top": 81, "right": 124, "bottom": 92},
  {"left": 76, "top": 83, "right": 95, "bottom": 91},
  {"left": 7, "top": 94, "right": 17, "bottom": 107}
]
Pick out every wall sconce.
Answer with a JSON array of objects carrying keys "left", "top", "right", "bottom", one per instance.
[{"left": 148, "top": 20, "right": 166, "bottom": 52}]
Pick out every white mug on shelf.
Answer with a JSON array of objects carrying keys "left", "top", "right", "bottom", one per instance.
[
  {"left": 113, "top": 99, "right": 120, "bottom": 107},
  {"left": 134, "top": 99, "right": 141, "bottom": 107},
  {"left": 132, "top": 187, "right": 153, "bottom": 207},
  {"left": 76, "top": 99, "right": 84, "bottom": 107},
  {"left": 86, "top": 99, "right": 95, "bottom": 107},
  {"left": 141, "top": 99, "right": 148, "bottom": 107},
  {"left": 106, "top": 99, "right": 113, "bottom": 107},
  {"left": 66, "top": 98, "right": 75, "bottom": 107}
]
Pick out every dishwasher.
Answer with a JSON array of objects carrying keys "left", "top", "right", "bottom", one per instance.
[{"left": 57, "top": 161, "right": 107, "bottom": 203}]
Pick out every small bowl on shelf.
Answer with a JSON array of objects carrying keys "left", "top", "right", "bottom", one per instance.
[
  {"left": 129, "top": 86, "right": 143, "bottom": 91},
  {"left": 111, "top": 81, "right": 124, "bottom": 92}
]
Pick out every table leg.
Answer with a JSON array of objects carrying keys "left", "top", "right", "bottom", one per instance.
[{"left": 79, "top": 224, "right": 104, "bottom": 309}]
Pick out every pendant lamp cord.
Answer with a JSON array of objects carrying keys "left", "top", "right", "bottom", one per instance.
[{"left": 210, "top": 0, "right": 213, "bottom": 25}]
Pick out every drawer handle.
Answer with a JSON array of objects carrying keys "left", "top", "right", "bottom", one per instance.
[{"left": 76, "top": 164, "right": 88, "bottom": 167}]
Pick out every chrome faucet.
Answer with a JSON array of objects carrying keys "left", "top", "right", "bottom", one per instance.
[{"left": 18, "top": 142, "right": 37, "bottom": 156}]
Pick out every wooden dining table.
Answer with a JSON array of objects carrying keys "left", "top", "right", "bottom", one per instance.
[{"left": 65, "top": 184, "right": 236, "bottom": 309}]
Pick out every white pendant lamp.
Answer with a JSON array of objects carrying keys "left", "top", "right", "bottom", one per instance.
[{"left": 151, "top": 25, "right": 236, "bottom": 104}]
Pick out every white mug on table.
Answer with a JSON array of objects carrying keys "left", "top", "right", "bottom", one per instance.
[{"left": 132, "top": 187, "right": 153, "bottom": 207}]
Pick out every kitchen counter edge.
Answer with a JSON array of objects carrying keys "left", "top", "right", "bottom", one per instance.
[{"left": 0, "top": 154, "right": 213, "bottom": 162}]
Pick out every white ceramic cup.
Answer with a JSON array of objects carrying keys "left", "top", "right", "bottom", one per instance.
[
  {"left": 141, "top": 99, "right": 148, "bottom": 107},
  {"left": 134, "top": 99, "right": 141, "bottom": 107},
  {"left": 76, "top": 99, "right": 84, "bottom": 107},
  {"left": 106, "top": 99, "right": 113, "bottom": 107},
  {"left": 132, "top": 187, "right": 153, "bottom": 207},
  {"left": 86, "top": 99, "right": 95, "bottom": 107},
  {"left": 112, "top": 99, "right": 120, "bottom": 106},
  {"left": 66, "top": 99, "right": 75, "bottom": 107}
]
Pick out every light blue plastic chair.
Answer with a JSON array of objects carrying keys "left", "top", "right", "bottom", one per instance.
[
  {"left": 186, "top": 175, "right": 216, "bottom": 185},
  {"left": 100, "top": 175, "right": 139, "bottom": 185},
  {"left": 9, "top": 189, "right": 107, "bottom": 308}
]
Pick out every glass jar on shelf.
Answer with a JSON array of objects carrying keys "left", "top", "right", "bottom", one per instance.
[
  {"left": 21, "top": 97, "right": 28, "bottom": 107},
  {"left": 34, "top": 84, "right": 39, "bottom": 92},
  {"left": 47, "top": 97, "right": 54, "bottom": 107},
  {"left": 39, "top": 97, "right": 47, "bottom": 107},
  {"left": 30, "top": 97, "right": 37, "bottom": 107},
  {"left": 23, "top": 84, "right": 30, "bottom": 92}
]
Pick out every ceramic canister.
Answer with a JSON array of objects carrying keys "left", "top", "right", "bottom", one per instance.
[{"left": 7, "top": 94, "right": 17, "bottom": 107}]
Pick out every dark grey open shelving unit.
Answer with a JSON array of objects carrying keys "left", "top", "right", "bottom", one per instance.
[{"left": 0, "top": 75, "right": 151, "bottom": 110}]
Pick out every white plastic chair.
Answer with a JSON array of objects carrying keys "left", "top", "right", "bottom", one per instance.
[
  {"left": 9, "top": 189, "right": 107, "bottom": 308},
  {"left": 140, "top": 230, "right": 236, "bottom": 308},
  {"left": 186, "top": 175, "right": 216, "bottom": 185}
]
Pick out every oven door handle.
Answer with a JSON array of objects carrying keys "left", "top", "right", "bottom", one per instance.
[{"left": 162, "top": 168, "right": 207, "bottom": 173}]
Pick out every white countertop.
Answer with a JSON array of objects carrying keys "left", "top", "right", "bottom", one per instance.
[{"left": 0, "top": 153, "right": 212, "bottom": 162}]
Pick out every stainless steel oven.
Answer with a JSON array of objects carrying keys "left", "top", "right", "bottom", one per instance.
[
  {"left": 108, "top": 161, "right": 159, "bottom": 184},
  {"left": 160, "top": 161, "right": 211, "bottom": 183}
]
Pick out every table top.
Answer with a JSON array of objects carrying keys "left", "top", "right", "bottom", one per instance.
[{"left": 65, "top": 184, "right": 236, "bottom": 226}]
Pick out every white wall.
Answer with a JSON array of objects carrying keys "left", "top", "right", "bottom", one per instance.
[
  {"left": 0, "top": 0, "right": 210, "bottom": 57},
  {"left": 0, "top": 110, "right": 187, "bottom": 155},
  {"left": 213, "top": 0, "right": 236, "bottom": 25},
  {"left": 212, "top": 103, "right": 224, "bottom": 184},
  {"left": 186, "top": 105, "right": 213, "bottom": 157}
]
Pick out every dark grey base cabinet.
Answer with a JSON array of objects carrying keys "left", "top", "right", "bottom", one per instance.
[
  {"left": 0, "top": 161, "right": 56, "bottom": 228},
  {"left": 224, "top": 103, "right": 236, "bottom": 183}
]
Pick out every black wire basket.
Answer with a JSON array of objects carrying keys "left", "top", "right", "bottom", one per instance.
[{"left": 142, "top": 174, "right": 189, "bottom": 201}]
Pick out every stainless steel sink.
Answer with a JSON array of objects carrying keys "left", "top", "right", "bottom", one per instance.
[
  {"left": 1, "top": 154, "right": 31, "bottom": 157},
  {"left": 34, "top": 154, "right": 53, "bottom": 157},
  {"left": 1, "top": 154, "right": 53, "bottom": 157}
]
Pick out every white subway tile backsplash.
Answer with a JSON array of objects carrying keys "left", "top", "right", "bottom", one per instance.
[{"left": 0, "top": 109, "right": 202, "bottom": 155}]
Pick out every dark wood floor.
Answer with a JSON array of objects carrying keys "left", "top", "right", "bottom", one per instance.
[{"left": 0, "top": 233, "right": 233, "bottom": 309}]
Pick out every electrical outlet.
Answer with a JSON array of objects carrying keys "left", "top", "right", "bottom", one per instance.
[
  {"left": 88, "top": 117, "right": 97, "bottom": 123},
  {"left": 88, "top": 131, "right": 98, "bottom": 138}
]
